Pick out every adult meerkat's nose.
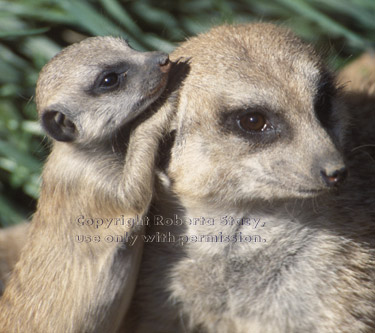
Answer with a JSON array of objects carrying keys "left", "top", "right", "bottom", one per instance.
[{"left": 320, "top": 167, "right": 348, "bottom": 187}]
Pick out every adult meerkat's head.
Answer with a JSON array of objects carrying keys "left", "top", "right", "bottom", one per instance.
[
  {"left": 36, "top": 37, "right": 170, "bottom": 144},
  {"left": 168, "top": 23, "right": 348, "bottom": 209}
]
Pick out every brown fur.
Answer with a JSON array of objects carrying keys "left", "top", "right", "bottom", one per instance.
[
  {"left": 338, "top": 53, "right": 375, "bottom": 159},
  {"left": 0, "top": 223, "right": 29, "bottom": 296}
]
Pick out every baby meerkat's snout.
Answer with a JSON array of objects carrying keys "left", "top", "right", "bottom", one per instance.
[
  {"left": 149, "top": 52, "right": 170, "bottom": 73},
  {"left": 157, "top": 53, "right": 171, "bottom": 73}
]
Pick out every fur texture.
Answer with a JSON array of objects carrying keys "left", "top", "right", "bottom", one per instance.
[
  {"left": 124, "top": 24, "right": 375, "bottom": 333},
  {"left": 0, "top": 25, "right": 374, "bottom": 333},
  {"left": 0, "top": 37, "right": 174, "bottom": 332}
]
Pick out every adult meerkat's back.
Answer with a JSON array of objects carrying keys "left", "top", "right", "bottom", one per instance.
[
  {"left": 0, "top": 37, "right": 174, "bottom": 332},
  {"left": 125, "top": 24, "right": 375, "bottom": 332}
]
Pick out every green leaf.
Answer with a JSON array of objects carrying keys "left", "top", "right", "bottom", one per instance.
[
  {"left": 0, "top": 27, "right": 50, "bottom": 38},
  {"left": 58, "top": 0, "right": 126, "bottom": 36},
  {"left": 0, "top": 140, "right": 41, "bottom": 173},
  {"left": 276, "top": 0, "right": 372, "bottom": 48},
  {"left": 0, "top": 194, "right": 26, "bottom": 227}
]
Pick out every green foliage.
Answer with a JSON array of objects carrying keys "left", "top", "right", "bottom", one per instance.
[{"left": 0, "top": 0, "right": 374, "bottom": 226}]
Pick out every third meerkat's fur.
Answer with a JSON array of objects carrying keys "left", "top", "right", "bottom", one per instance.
[
  {"left": 124, "top": 24, "right": 375, "bottom": 332},
  {"left": 0, "top": 36, "right": 175, "bottom": 332},
  {"left": 338, "top": 53, "right": 375, "bottom": 159}
]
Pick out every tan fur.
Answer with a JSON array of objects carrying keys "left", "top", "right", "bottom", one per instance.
[
  {"left": 0, "top": 37, "right": 175, "bottom": 332},
  {"left": 339, "top": 52, "right": 375, "bottom": 95},
  {"left": 0, "top": 223, "right": 29, "bottom": 295},
  {"left": 337, "top": 52, "right": 375, "bottom": 157},
  {"left": 124, "top": 24, "right": 375, "bottom": 332},
  {"left": 1, "top": 25, "right": 374, "bottom": 332}
]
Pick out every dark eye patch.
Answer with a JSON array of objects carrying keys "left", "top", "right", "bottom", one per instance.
[
  {"left": 86, "top": 61, "right": 130, "bottom": 96},
  {"left": 314, "top": 71, "right": 336, "bottom": 128}
]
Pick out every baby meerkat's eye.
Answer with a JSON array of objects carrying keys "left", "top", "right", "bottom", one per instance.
[
  {"left": 237, "top": 113, "right": 268, "bottom": 132},
  {"left": 100, "top": 73, "right": 119, "bottom": 88}
]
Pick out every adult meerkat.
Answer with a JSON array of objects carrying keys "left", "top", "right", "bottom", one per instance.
[
  {"left": 0, "top": 36, "right": 175, "bottom": 332},
  {"left": 124, "top": 24, "right": 375, "bottom": 332}
]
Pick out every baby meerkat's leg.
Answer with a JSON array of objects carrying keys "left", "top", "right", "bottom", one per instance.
[{"left": 120, "top": 100, "right": 177, "bottom": 215}]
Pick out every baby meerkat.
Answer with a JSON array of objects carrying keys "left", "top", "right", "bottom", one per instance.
[
  {"left": 38, "top": 36, "right": 170, "bottom": 144},
  {"left": 0, "top": 36, "right": 174, "bottom": 332}
]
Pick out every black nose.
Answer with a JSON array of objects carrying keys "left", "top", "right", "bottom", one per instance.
[
  {"left": 151, "top": 52, "right": 169, "bottom": 66},
  {"left": 157, "top": 54, "right": 170, "bottom": 67},
  {"left": 320, "top": 167, "right": 348, "bottom": 187},
  {"left": 151, "top": 52, "right": 170, "bottom": 73}
]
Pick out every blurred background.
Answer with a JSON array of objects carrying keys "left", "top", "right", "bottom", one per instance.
[{"left": 0, "top": 0, "right": 374, "bottom": 227}]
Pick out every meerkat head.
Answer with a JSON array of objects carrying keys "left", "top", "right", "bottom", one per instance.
[
  {"left": 36, "top": 37, "right": 170, "bottom": 144},
  {"left": 168, "top": 23, "right": 348, "bottom": 210}
]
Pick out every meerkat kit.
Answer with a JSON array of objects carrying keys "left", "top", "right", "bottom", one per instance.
[{"left": 0, "top": 36, "right": 174, "bottom": 332}]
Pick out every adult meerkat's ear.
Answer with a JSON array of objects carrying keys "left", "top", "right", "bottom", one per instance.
[{"left": 41, "top": 107, "right": 78, "bottom": 142}]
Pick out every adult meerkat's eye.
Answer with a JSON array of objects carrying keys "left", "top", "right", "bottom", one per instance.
[
  {"left": 100, "top": 73, "right": 119, "bottom": 88},
  {"left": 237, "top": 113, "right": 268, "bottom": 132}
]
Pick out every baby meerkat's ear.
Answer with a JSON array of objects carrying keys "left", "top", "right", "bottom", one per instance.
[{"left": 41, "top": 109, "right": 77, "bottom": 142}]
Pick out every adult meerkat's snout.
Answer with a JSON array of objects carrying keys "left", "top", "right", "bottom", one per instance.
[
  {"left": 320, "top": 165, "right": 347, "bottom": 187},
  {"left": 36, "top": 37, "right": 170, "bottom": 144}
]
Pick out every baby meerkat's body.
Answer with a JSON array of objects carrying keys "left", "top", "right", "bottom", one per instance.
[
  {"left": 124, "top": 24, "right": 375, "bottom": 332},
  {"left": 0, "top": 37, "right": 173, "bottom": 332}
]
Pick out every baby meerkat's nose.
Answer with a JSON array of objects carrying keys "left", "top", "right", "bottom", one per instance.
[
  {"left": 320, "top": 167, "right": 348, "bottom": 187},
  {"left": 157, "top": 53, "right": 170, "bottom": 73},
  {"left": 158, "top": 54, "right": 170, "bottom": 66}
]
